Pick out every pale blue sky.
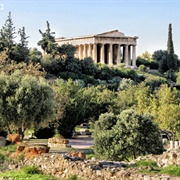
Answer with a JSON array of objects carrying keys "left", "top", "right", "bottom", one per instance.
[{"left": 0, "top": 0, "right": 180, "bottom": 57}]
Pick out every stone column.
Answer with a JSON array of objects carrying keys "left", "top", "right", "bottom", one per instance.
[
  {"left": 125, "top": 45, "right": 129, "bottom": 67},
  {"left": 109, "top": 44, "right": 113, "bottom": 65},
  {"left": 79, "top": 45, "right": 83, "bottom": 59},
  {"left": 100, "top": 44, "right": 105, "bottom": 64},
  {"left": 93, "top": 44, "right": 97, "bottom": 63},
  {"left": 74, "top": 46, "right": 77, "bottom": 58},
  {"left": 83, "top": 44, "right": 87, "bottom": 59},
  {"left": 175, "top": 141, "right": 179, "bottom": 149},
  {"left": 170, "top": 141, "right": 174, "bottom": 149},
  {"left": 128, "top": 46, "right": 131, "bottom": 66},
  {"left": 117, "top": 44, "right": 121, "bottom": 65},
  {"left": 88, "top": 44, "right": 92, "bottom": 57},
  {"left": 132, "top": 45, "right": 137, "bottom": 68}
]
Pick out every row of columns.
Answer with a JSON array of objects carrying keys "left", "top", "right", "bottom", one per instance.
[{"left": 75, "top": 43, "right": 137, "bottom": 67}]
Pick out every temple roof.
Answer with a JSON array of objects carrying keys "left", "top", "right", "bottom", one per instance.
[
  {"left": 95, "top": 30, "right": 125, "bottom": 37},
  {"left": 56, "top": 30, "right": 137, "bottom": 42}
]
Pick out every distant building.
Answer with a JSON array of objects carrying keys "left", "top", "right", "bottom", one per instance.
[{"left": 56, "top": 30, "right": 138, "bottom": 67}]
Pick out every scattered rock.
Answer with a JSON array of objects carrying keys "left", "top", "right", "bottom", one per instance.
[
  {"left": 7, "top": 134, "right": 21, "bottom": 144},
  {"left": 5, "top": 148, "right": 180, "bottom": 179}
]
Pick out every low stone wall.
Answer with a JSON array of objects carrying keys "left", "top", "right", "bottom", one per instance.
[
  {"left": 136, "top": 148, "right": 180, "bottom": 168},
  {"left": 12, "top": 153, "right": 179, "bottom": 180}
]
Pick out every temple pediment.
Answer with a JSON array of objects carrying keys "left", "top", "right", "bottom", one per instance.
[{"left": 95, "top": 30, "right": 125, "bottom": 37}]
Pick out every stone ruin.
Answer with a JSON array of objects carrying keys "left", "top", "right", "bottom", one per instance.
[
  {"left": 7, "top": 134, "right": 21, "bottom": 144},
  {"left": 11, "top": 142, "right": 50, "bottom": 160},
  {"left": 10, "top": 151, "right": 180, "bottom": 180},
  {"left": 48, "top": 137, "right": 71, "bottom": 148},
  {"left": 135, "top": 148, "right": 180, "bottom": 168}
]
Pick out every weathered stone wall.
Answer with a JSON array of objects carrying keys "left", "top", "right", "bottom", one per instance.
[
  {"left": 136, "top": 149, "right": 180, "bottom": 168},
  {"left": 13, "top": 152, "right": 180, "bottom": 180}
]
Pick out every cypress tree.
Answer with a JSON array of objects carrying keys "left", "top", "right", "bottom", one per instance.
[
  {"left": 0, "top": 12, "right": 16, "bottom": 55},
  {"left": 167, "top": 23, "right": 177, "bottom": 71}
]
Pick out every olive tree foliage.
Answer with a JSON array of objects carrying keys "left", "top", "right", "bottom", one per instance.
[
  {"left": 95, "top": 112, "right": 117, "bottom": 130},
  {"left": 149, "top": 84, "right": 180, "bottom": 140},
  {"left": 52, "top": 79, "right": 92, "bottom": 138},
  {"left": 0, "top": 50, "right": 45, "bottom": 77},
  {"left": 117, "top": 78, "right": 134, "bottom": 91},
  {"left": 0, "top": 71, "right": 55, "bottom": 139},
  {"left": 93, "top": 109, "right": 164, "bottom": 161},
  {"left": 83, "top": 85, "right": 116, "bottom": 121}
]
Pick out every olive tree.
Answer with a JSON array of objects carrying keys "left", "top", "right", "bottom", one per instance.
[{"left": 0, "top": 71, "right": 55, "bottom": 139}]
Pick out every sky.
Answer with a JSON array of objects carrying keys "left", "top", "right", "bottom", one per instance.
[{"left": 0, "top": 0, "right": 180, "bottom": 57}]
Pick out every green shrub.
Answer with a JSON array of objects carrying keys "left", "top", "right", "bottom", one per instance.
[
  {"left": 81, "top": 57, "right": 98, "bottom": 76},
  {"left": 22, "top": 166, "right": 42, "bottom": 174},
  {"left": 0, "top": 144, "right": 17, "bottom": 153},
  {"left": 95, "top": 63, "right": 114, "bottom": 80},
  {"left": 66, "top": 175, "right": 79, "bottom": 180},
  {"left": 95, "top": 112, "right": 117, "bottom": 130},
  {"left": 34, "top": 127, "right": 55, "bottom": 139},
  {"left": 138, "top": 64, "right": 146, "bottom": 72},
  {"left": 0, "top": 153, "right": 5, "bottom": 163},
  {"left": 0, "top": 129, "right": 7, "bottom": 137},
  {"left": 85, "top": 150, "right": 95, "bottom": 160},
  {"left": 135, "top": 160, "right": 158, "bottom": 168},
  {"left": 93, "top": 109, "right": 164, "bottom": 161},
  {"left": 160, "top": 165, "right": 180, "bottom": 176},
  {"left": 136, "top": 57, "right": 159, "bottom": 69},
  {"left": 144, "top": 75, "right": 168, "bottom": 89},
  {"left": 115, "top": 68, "right": 138, "bottom": 81},
  {"left": 118, "top": 78, "right": 134, "bottom": 91}
]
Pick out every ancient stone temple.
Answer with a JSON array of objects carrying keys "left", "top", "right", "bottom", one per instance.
[{"left": 56, "top": 30, "right": 138, "bottom": 67}]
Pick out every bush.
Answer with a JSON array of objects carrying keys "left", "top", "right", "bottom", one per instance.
[
  {"left": 136, "top": 57, "right": 159, "bottom": 69},
  {"left": 22, "top": 166, "right": 42, "bottom": 174},
  {"left": 94, "top": 63, "right": 114, "bottom": 80},
  {"left": 160, "top": 165, "right": 180, "bottom": 176},
  {"left": 95, "top": 112, "right": 117, "bottom": 130},
  {"left": 118, "top": 78, "right": 134, "bottom": 91},
  {"left": 66, "top": 175, "right": 79, "bottom": 180},
  {"left": 58, "top": 71, "right": 97, "bottom": 85},
  {"left": 34, "top": 127, "right": 55, "bottom": 139},
  {"left": 0, "top": 153, "right": 5, "bottom": 163},
  {"left": 93, "top": 109, "right": 164, "bottom": 161},
  {"left": 81, "top": 57, "right": 98, "bottom": 76},
  {"left": 115, "top": 68, "right": 138, "bottom": 81},
  {"left": 144, "top": 75, "right": 168, "bottom": 89},
  {"left": 0, "top": 129, "right": 7, "bottom": 138},
  {"left": 135, "top": 160, "right": 158, "bottom": 168},
  {"left": 138, "top": 64, "right": 146, "bottom": 72}
]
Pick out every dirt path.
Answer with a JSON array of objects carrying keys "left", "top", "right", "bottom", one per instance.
[{"left": 68, "top": 135, "right": 93, "bottom": 149}]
